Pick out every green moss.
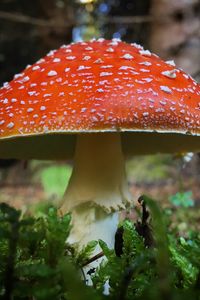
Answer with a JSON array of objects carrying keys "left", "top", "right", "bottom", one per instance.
[{"left": 1, "top": 197, "right": 200, "bottom": 299}]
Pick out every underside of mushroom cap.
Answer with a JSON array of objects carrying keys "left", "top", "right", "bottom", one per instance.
[
  {"left": 0, "top": 132, "right": 200, "bottom": 160},
  {"left": 0, "top": 39, "right": 200, "bottom": 159}
]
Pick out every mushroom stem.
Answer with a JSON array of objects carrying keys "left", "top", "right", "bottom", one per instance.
[{"left": 60, "top": 132, "right": 132, "bottom": 247}]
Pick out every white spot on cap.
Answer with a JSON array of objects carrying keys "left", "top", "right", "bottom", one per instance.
[
  {"left": 3, "top": 82, "right": 10, "bottom": 89},
  {"left": 140, "top": 68, "right": 150, "bottom": 73},
  {"left": 48, "top": 70, "right": 57, "bottom": 77},
  {"left": 3, "top": 99, "right": 8, "bottom": 104},
  {"left": 166, "top": 60, "right": 176, "bottom": 67},
  {"left": 14, "top": 73, "right": 23, "bottom": 80},
  {"left": 121, "top": 53, "right": 133, "bottom": 60},
  {"left": 139, "top": 61, "right": 152, "bottom": 66},
  {"left": 98, "top": 38, "right": 105, "bottom": 42},
  {"left": 22, "top": 76, "right": 30, "bottom": 82},
  {"left": 142, "top": 78, "right": 153, "bottom": 83},
  {"left": 65, "top": 68, "right": 70, "bottom": 72},
  {"left": 32, "top": 65, "right": 40, "bottom": 71},
  {"left": 66, "top": 56, "right": 76, "bottom": 60},
  {"left": 82, "top": 56, "right": 91, "bottom": 61},
  {"left": 94, "top": 58, "right": 103, "bottom": 64},
  {"left": 183, "top": 74, "right": 189, "bottom": 79},
  {"left": 161, "top": 70, "right": 176, "bottom": 79},
  {"left": 85, "top": 46, "right": 93, "bottom": 51},
  {"left": 40, "top": 106, "right": 46, "bottom": 111},
  {"left": 119, "top": 66, "right": 132, "bottom": 70},
  {"left": 112, "top": 38, "right": 121, "bottom": 42},
  {"left": 100, "top": 72, "right": 113, "bottom": 77},
  {"left": 7, "top": 122, "right": 14, "bottom": 129},
  {"left": 160, "top": 85, "right": 172, "bottom": 94},
  {"left": 100, "top": 65, "right": 113, "bottom": 69},
  {"left": 106, "top": 47, "right": 114, "bottom": 53},
  {"left": 27, "top": 108, "right": 34, "bottom": 113},
  {"left": 37, "top": 58, "right": 45, "bottom": 64},
  {"left": 99, "top": 80, "right": 108, "bottom": 85},
  {"left": 0, "top": 120, "right": 5, "bottom": 125},
  {"left": 97, "top": 88, "right": 104, "bottom": 93},
  {"left": 77, "top": 65, "right": 91, "bottom": 71},
  {"left": 53, "top": 58, "right": 61, "bottom": 63},
  {"left": 131, "top": 43, "right": 143, "bottom": 50},
  {"left": 18, "top": 86, "right": 25, "bottom": 90},
  {"left": 11, "top": 98, "right": 17, "bottom": 103},
  {"left": 47, "top": 50, "right": 56, "bottom": 57},
  {"left": 43, "top": 126, "right": 49, "bottom": 133},
  {"left": 92, "top": 116, "right": 98, "bottom": 122},
  {"left": 139, "top": 50, "right": 151, "bottom": 56}
]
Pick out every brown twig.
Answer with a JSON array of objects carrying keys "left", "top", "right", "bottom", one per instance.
[
  {"left": 108, "top": 15, "right": 154, "bottom": 24},
  {"left": 0, "top": 11, "right": 178, "bottom": 27},
  {"left": 0, "top": 11, "right": 73, "bottom": 27},
  {"left": 81, "top": 251, "right": 104, "bottom": 268}
]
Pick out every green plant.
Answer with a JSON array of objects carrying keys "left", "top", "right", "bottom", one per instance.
[
  {"left": 169, "top": 191, "right": 194, "bottom": 208},
  {"left": 0, "top": 196, "right": 200, "bottom": 300}
]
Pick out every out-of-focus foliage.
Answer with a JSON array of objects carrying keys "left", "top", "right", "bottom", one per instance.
[
  {"left": 165, "top": 191, "right": 199, "bottom": 237},
  {"left": 38, "top": 164, "right": 72, "bottom": 199},
  {"left": 126, "top": 154, "right": 173, "bottom": 183},
  {"left": 1, "top": 196, "right": 200, "bottom": 299},
  {"left": 169, "top": 191, "right": 194, "bottom": 208}
]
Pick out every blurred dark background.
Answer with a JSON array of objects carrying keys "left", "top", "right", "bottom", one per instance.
[
  {"left": 0, "top": 0, "right": 200, "bottom": 211},
  {"left": 0, "top": 0, "right": 199, "bottom": 84}
]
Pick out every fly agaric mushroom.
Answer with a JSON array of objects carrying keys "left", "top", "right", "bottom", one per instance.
[{"left": 0, "top": 39, "right": 200, "bottom": 249}]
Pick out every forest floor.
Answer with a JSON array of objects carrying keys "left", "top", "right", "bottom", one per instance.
[
  {"left": 1, "top": 172, "right": 200, "bottom": 209},
  {"left": 0, "top": 154, "right": 200, "bottom": 210}
]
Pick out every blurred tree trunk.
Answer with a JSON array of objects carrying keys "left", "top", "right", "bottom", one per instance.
[
  {"left": 0, "top": 0, "right": 75, "bottom": 84},
  {"left": 150, "top": 0, "right": 200, "bottom": 176},
  {"left": 150, "top": 0, "right": 200, "bottom": 80},
  {"left": 103, "top": 0, "right": 151, "bottom": 47},
  {"left": 37, "top": 0, "right": 75, "bottom": 55},
  {"left": 0, "top": 0, "right": 75, "bottom": 178}
]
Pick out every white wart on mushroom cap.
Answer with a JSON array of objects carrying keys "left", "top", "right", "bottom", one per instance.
[{"left": 0, "top": 39, "right": 200, "bottom": 160}]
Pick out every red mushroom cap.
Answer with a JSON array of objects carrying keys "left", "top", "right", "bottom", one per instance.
[
  {"left": 0, "top": 39, "right": 200, "bottom": 159},
  {"left": 0, "top": 39, "right": 200, "bottom": 139}
]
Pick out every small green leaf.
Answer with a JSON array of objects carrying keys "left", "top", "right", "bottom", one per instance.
[{"left": 169, "top": 191, "right": 194, "bottom": 208}]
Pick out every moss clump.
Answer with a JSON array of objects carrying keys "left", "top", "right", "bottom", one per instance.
[{"left": 0, "top": 196, "right": 200, "bottom": 300}]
